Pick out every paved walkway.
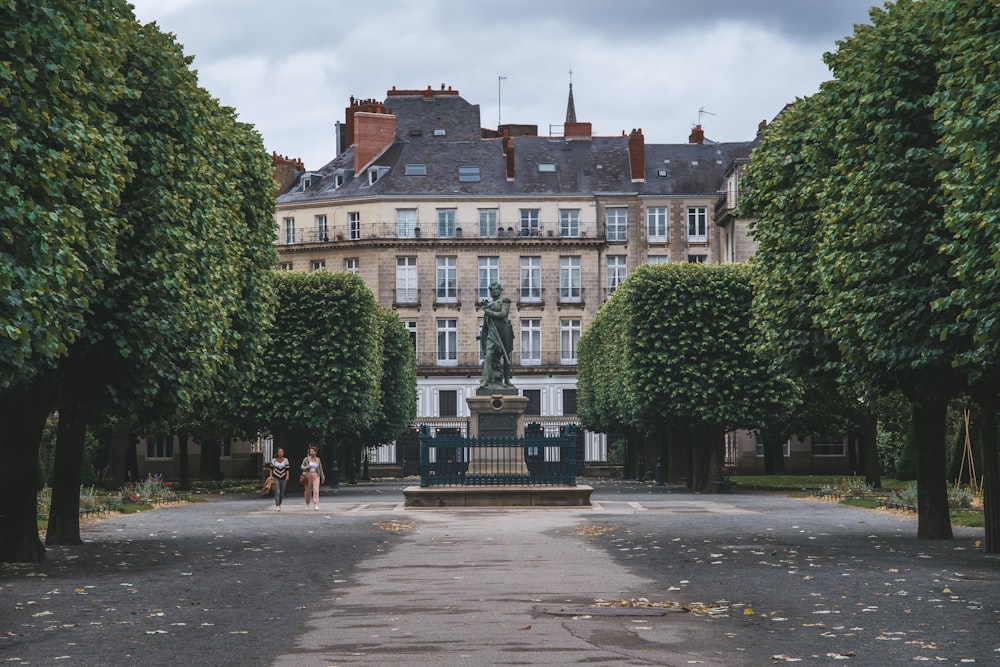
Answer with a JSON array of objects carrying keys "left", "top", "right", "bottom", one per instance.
[{"left": 2, "top": 484, "right": 997, "bottom": 666}]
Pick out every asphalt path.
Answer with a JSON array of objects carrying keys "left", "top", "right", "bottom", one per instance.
[{"left": 1, "top": 481, "right": 997, "bottom": 666}]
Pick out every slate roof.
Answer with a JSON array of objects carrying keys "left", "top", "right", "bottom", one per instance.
[{"left": 276, "top": 91, "right": 756, "bottom": 205}]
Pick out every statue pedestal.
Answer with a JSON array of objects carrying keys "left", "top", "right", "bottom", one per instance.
[{"left": 467, "top": 389, "right": 528, "bottom": 475}]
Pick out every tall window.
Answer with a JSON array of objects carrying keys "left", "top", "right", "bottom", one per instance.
[
  {"left": 436, "top": 256, "right": 457, "bottom": 302},
  {"left": 647, "top": 207, "right": 668, "bottom": 241},
  {"left": 439, "top": 390, "right": 458, "bottom": 417},
  {"left": 284, "top": 217, "right": 295, "bottom": 244},
  {"left": 436, "top": 319, "right": 458, "bottom": 365},
  {"left": 315, "top": 214, "right": 328, "bottom": 242},
  {"left": 348, "top": 211, "right": 360, "bottom": 240},
  {"left": 606, "top": 207, "right": 627, "bottom": 241},
  {"left": 397, "top": 208, "right": 417, "bottom": 238},
  {"left": 607, "top": 255, "right": 627, "bottom": 293},
  {"left": 523, "top": 389, "right": 541, "bottom": 416},
  {"left": 520, "top": 209, "right": 539, "bottom": 237},
  {"left": 395, "top": 256, "right": 417, "bottom": 303},
  {"left": 345, "top": 258, "right": 359, "bottom": 274},
  {"left": 479, "top": 208, "right": 498, "bottom": 237},
  {"left": 437, "top": 208, "right": 456, "bottom": 238},
  {"left": 687, "top": 207, "right": 707, "bottom": 242},
  {"left": 520, "top": 256, "right": 541, "bottom": 301},
  {"left": 562, "top": 388, "right": 577, "bottom": 415},
  {"left": 560, "top": 319, "right": 581, "bottom": 364},
  {"left": 559, "top": 256, "right": 581, "bottom": 301},
  {"left": 520, "top": 319, "right": 541, "bottom": 365},
  {"left": 478, "top": 256, "right": 499, "bottom": 300},
  {"left": 560, "top": 209, "right": 579, "bottom": 237}
]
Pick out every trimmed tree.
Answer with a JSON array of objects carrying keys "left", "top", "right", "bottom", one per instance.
[
  {"left": 251, "top": 271, "right": 385, "bottom": 484},
  {"left": 0, "top": 0, "right": 133, "bottom": 563}
]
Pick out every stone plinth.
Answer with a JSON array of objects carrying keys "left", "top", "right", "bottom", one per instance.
[{"left": 467, "top": 389, "right": 529, "bottom": 475}]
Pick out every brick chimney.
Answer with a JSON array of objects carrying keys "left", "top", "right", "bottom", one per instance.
[
  {"left": 354, "top": 111, "right": 397, "bottom": 173},
  {"left": 628, "top": 128, "right": 645, "bottom": 182},
  {"left": 344, "top": 96, "right": 387, "bottom": 149},
  {"left": 272, "top": 152, "right": 304, "bottom": 196},
  {"left": 564, "top": 121, "right": 592, "bottom": 140},
  {"left": 689, "top": 124, "right": 705, "bottom": 144},
  {"left": 503, "top": 135, "right": 515, "bottom": 181}
]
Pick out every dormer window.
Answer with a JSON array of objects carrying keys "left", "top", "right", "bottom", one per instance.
[
  {"left": 333, "top": 173, "right": 344, "bottom": 188},
  {"left": 367, "top": 166, "right": 389, "bottom": 186}
]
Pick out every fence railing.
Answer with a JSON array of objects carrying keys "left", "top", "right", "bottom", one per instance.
[{"left": 418, "top": 424, "right": 579, "bottom": 487}]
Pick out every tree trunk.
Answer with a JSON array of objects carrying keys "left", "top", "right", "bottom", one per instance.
[
  {"left": 706, "top": 425, "right": 726, "bottom": 492},
  {"left": 912, "top": 397, "right": 953, "bottom": 540},
  {"left": 977, "top": 396, "right": 999, "bottom": 554},
  {"left": 199, "top": 436, "right": 223, "bottom": 481},
  {"left": 690, "top": 426, "right": 711, "bottom": 492},
  {"left": 666, "top": 426, "right": 687, "bottom": 485},
  {"left": 860, "top": 414, "right": 882, "bottom": 489},
  {"left": 46, "top": 405, "right": 86, "bottom": 545},
  {"left": 0, "top": 385, "right": 51, "bottom": 562}
]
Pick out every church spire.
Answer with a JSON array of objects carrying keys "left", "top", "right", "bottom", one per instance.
[{"left": 565, "top": 69, "right": 577, "bottom": 124}]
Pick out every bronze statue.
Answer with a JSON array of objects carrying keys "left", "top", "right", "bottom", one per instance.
[{"left": 479, "top": 282, "right": 514, "bottom": 388}]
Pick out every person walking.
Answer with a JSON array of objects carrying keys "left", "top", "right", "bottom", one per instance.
[
  {"left": 301, "top": 446, "right": 325, "bottom": 510},
  {"left": 269, "top": 448, "right": 290, "bottom": 511}
]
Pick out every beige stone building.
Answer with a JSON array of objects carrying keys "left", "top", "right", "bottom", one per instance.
[{"left": 272, "top": 84, "right": 768, "bottom": 469}]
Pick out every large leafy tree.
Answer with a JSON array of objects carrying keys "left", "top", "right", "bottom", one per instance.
[
  {"left": 251, "top": 272, "right": 385, "bottom": 480},
  {"left": 0, "top": 0, "right": 133, "bottom": 562},
  {"left": 743, "top": 0, "right": 1000, "bottom": 544},
  {"left": 44, "top": 23, "right": 278, "bottom": 546},
  {"left": 579, "top": 264, "right": 796, "bottom": 490}
]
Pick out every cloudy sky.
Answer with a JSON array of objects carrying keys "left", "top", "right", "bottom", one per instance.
[{"left": 128, "top": 0, "right": 881, "bottom": 170}]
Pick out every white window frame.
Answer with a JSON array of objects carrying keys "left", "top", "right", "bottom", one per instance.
[
  {"left": 436, "top": 256, "right": 458, "bottom": 302},
  {"left": 345, "top": 258, "right": 359, "bottom": 274},
  {"left": 437, "top": 208, "right": 457, "bottom": 238},
  {"left": 606, "top": 207, "right": 627, "bottom": 242},
  {"left": 436, "top": 319, "right": 458, "bottom": 365},
  {"left": 560, "top": 209, "right": 579, "bottom": 237},
  {"left": 310, "top": 259, "right": 326, "bottom": 272},
  {"left": 647, "top": 207, "right": 668, "bottom": 242},
  {"left": 403, "top": 320, "right": 417, "bottom": 352},
  {"left": 397, "top": 209, "right": 417, "bottom": 238},
  {"left": 479, "top": 208, "right": 498, "bottom": 237},
  {"left": 687, "top": 206, "right": 707, "bottom": 242},
  {"left": 520, "top": 209, "right": 539, "bottom": 237},
  {"left": 458, "top": 166, "right": 480, "bottom": 182},
  {"left": 478, "top": 256, "right": 499, "bottom": 301},
  {"left": 560, "top": 319, "right": 581, "bottom": 365},
  {"left": 348, "top": 211, "right": 360, "bottom": 240},
  {"left": 395, "top": 256, "right": 418, "bottom": 303},
  {"left": 559, "top": 256, "right": 581, "bottom": 301},
  {"left": 520, "top": 256, "right": 541, "bottom": 302},
  {"left": 647, "top": 256, "right": 669, "bottom": 265},
  {"left": 315, "top": 214, "right": 328, "bottom": 242},
  {"left": 520, "top": 318, "right": 541, "bottom": 366},
  {"left": 607, "top": 255, "right": 627, "bottom": 292},
  {"left": 284, "top": 217, "right": 295, "bottom": 244}
]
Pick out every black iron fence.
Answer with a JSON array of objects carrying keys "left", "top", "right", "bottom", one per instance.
[{"left": 418, "top": 424, "right": 579, "bottom": 487}]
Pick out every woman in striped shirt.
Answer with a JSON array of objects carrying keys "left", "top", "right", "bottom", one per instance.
[{"left": 269, "top": 448, "right": 290, "bottom": 511}]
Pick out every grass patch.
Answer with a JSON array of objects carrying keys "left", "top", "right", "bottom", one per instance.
[{"left": 731, "top": 475, "right": 902, "bottom": 491}]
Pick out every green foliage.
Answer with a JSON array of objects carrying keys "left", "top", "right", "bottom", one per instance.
[
  {"left": 579, "top": 263, "right": 796, "bottom": 434},
  {"left": 366, "top": 310, "right": 417, "bottom": 445},
  {"left": 253, "top": 272, "right": 384, "bottom": 441},
  {"left": 0, "top": 0, "right": 133, "bottom": 390}
]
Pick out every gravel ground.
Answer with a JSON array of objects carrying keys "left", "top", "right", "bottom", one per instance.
[{"left": 1, "top": 481, "right": 997, "bottom": 666}]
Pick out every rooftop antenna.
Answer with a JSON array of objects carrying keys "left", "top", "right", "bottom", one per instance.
[
  {"left": 498, "top": 75, "right": 507, "bottom": 128},
  {"left": 697, "top": 106, "right": 716, "bottom": 125}
]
